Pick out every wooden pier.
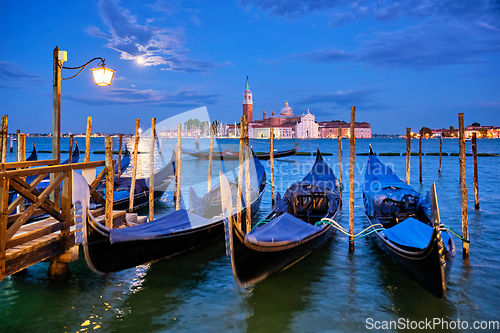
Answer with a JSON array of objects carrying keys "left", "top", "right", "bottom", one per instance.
[{"left": 0, "top": 156, "right": 145, "bottom": 281}]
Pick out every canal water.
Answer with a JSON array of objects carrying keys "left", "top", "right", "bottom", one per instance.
[{"left": 1, "top": 137, "right": 499, "bottom": 332}]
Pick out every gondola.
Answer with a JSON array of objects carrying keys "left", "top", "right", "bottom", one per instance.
[
  {"left": 222, "top": 148, "right": 340, "bottom": 287},
  {"left": 82, "top": 149, "right": 267, "bottom": 273},
  {"left": 26, "top": 143, "right": 38, "bottom": 161},
  {"left": 62, "top": 142, "right": 80, "bottom": 164},
  {"left": 362, "top": 146, "right": 455, "bottom": 299},
  {"left": 182, "top": 147, "right": 297, "bottom": 160},
  {"left": 115, "top": 148, "right": 131, "bottom": 174},
  {"left": 93, "top": 150, "right": 176, "bottom": 212}
]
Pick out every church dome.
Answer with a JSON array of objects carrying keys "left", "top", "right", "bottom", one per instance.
[{"left": 280, "top": 101, "right": 293, "bottom": 116}]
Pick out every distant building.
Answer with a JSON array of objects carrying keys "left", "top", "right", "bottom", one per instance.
[{"left": 239, "top": 77, "right": 371, "bottom": 139}]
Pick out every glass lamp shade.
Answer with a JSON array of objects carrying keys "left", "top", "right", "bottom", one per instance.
[{"left": 90, "top": 66, "right": 115, "bottom": 86}]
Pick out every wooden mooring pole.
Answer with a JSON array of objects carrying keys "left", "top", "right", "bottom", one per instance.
[
  {"left": 175, "top": 124, "right": 182, "bottom": 210},
  {"left": 15, "top": 130, "right": 20, "bottom": 162},
  {"left": 419, "top": 129, "right": 423, "bottom": 183},
  {"left": 1, "top": 115, "right": 8, "bottom": 163},
  {"left": 472, "top": 133, "right": 479, "bottom": 209},
  {"left": 207, "top": 125, "right": 214, "bottom": 192},
  {"left": 85, "top": 116, "right": 92, "bottom": 163},
  {"left": 406, "top": 127, "right": 411, "bottom": 185},
  {"left": 243, "top": 116, "right": 251, "bottom": 233},
  {"left": 68, "top": 134, "right": 74, "bottom": 164},
  {"left": 129, "top": 119, "right": 140, "bottom": 212},
  {"left": 438, "top": 138, "right": 443, "bottom": 173},
  {"left": 9, "top": 134, "right": 13, "bottom": 153},
  {"left": 338, "top": 126, "right": 343, "bottom": 208},
  {"left": 270, "top": 127, "right": 275, "bottom": 206},
  {"left": 149, "top": 118, "right": 156, "bottom": 221},
  {"left": 349, "top": 106, "right": 355, "bottom": 252},
  {"left": 236, "top": 117, "right": 244, "bottom": 232},
  {"left": 105, "top": 137, "right": 115, "bottom": 228},
  {"left": 458, "top": 113, "right": 469, "bottom": 259},
  {"left": 117, "top": 134, "right": 123, "bottom": 178}
]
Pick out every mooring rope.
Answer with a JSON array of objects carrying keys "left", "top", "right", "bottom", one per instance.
[
  {"left": 316, "top": 218, "right": 384, "bottom": 242},
  {"left": 251, "top": 219, "right": 271, "bottom": 231},
  {"left": 441, "top": 224, "right": 470, "bottom": 243}
]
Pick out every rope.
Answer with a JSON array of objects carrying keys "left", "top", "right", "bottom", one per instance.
[
  {"left": 251, "top": 219, "right": 270, "bottom": 231},
  {"left": 266, "top": 180, "right": 275, "bottom": 189},
  {"left": 441, "top": 224, "right": 470, "bottom": 243},
  {"left": 316, "top": 217, "right": 384, "bottom": 241}
]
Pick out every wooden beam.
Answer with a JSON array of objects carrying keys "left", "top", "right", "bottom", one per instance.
[
  {"left": 207, "top": 125, "right": 214, "bottom": 192},
  {"left": 237, "top": 117, "right": 244, "bottom": 232},
  {"left": 419, "top": 129, "right": 423, "bottom": 183},
  {"left": 117, "top": 134, "right": 123, "bottom": 178},
  {"left": 472, "top": 133, "right": 479, "bottom": 209},
  {"left": 1, "top": 159, "right": 59, "bottom": 170},
  {"left": 406, "top": 127, "right": 411, "bottom": 185},
  {"left": 0, "top": 160, "right": 105, "bottom": 179},
  {"left": 338, "top": 126, "right": 343, "bottom": 209},
  {"left": 1, "top": 115, "right": 8, "bottom": 164},
  {"left": 243, "top": 116, "right": 251, "bottom": 233},
  {"left": 270, "top": 127, "right": 275, "bottom": 206},
  {"left": 7, "top": 174, "right": 47, "bottom": 215}
]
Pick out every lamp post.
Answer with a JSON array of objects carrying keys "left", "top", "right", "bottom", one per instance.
[{"left": 52, "top": 46, "right": 114, "bottom": 163}]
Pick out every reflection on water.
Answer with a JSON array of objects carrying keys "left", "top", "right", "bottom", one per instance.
[{"left": 1, "top": 138, "right": 500, "bottom": 332}]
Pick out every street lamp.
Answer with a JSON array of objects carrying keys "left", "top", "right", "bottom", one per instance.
[{"left": 53, "top": 46, "right": 114, "bottom": 163}]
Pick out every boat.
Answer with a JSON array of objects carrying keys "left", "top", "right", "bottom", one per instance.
[
  {"left": 93, "top": 150, "right": 176, "bottom": 212},
  {"left": 222, "top": 148, "right": 340, "bottom": 287},
  {"left": 62, "top": 142, "right": 80, "bottom": 164},
  {"left": 181, "top": 146, "right": 297, "bottom": 160},
  {"left": 82, "top": 150, "right": 267, "bottom": 273},
  {"left": 362, "top": 146, "right": 455, "bottom": 299},
  {"left": 26, "top": 143, "right": 37, "bottom": 161}
]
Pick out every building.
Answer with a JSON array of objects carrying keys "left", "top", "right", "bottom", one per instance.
[{"left": 239, "top": 77, "right": 371, "bottom": 139}]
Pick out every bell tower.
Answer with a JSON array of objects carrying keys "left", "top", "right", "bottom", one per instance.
[{"left": 243, "top": 76, "right": 253, "bottom": 122}]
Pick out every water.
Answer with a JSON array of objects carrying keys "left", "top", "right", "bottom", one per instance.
[{"left": 1, "top": 137, "right": 499, "bottom": 332}]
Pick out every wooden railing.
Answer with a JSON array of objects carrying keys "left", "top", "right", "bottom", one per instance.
[{"left": 0, "top": 159, "right": 107, "bottom": 280}]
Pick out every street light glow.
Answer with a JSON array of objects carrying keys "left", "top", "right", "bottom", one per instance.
[{"left": 90, "top": 66, "right": 115, "bottom": 86}]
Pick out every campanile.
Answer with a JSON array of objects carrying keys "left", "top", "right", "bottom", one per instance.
[{"left": 242, "top": 76, "right": 253, "bottom": 122}]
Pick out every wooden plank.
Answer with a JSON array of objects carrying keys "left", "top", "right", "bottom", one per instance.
[
  {"left": 7, "top": 221, "right": 66, "bottom": 249},
  {"left": 1, "top": 159, "right": 59, "bottom": 170},
  {"left": 7, "top": 172, "right": 67, "bottom": 239},
  {"left": 8, "top": 209, "right": 45, "bottom": 224},
  {"left": 0, "top": 161, "right": 105, "bottom": 179}
]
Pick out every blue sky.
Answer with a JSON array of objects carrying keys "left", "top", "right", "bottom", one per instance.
[{"left": 0, "top": 0, "right": 498, "bottom": 134}]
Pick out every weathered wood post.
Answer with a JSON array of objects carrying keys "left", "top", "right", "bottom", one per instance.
[
  {"left": 129, "top": 118, "right": 140, "bottom": 212},
  {"left": 406, "top": 127, "right": 411, "bottom": 184},
  {"left": 243, "top": 116, "right": 251, "bottom": 233},
  {"left": 419, "top": 129, "right": 423, "bottom": 183},
  {"left": 207, "top": 125, "right": 214, "bottom": 192},
  {"left": 84, "top": 116, "right": 92, "bottom": 163},
  {"left": 338, "top": 126, "right": 343, "bottom": 208},
  {"left": 349, "top": 106, "right": 355, "bottom": 252},
  {"left": 270, "top": 127, "right": 275, "bottom": 206},
  {"left": 15, "top": 130, "right": 20, "bottom": 162},
  {"left": 175, "top": 124, "right": 182, "bottom": 210},
  {"left": 117, "top": 134, "right": 123, "bottom": 178},
  {"left": 0, "top": 115, "right": 8, "bottom": 163},
  {"left": 18, "top": 134, "right": 26, "bottom": 213},
  {"left": 105, "top": 137, "right": 115, "bottom": 228},
  {"left": 149, "top": 118, "right": 156, "bottom": 221},
  {"left": 9, "top": 134, "right": 13, "bottom": 153},
  {"left": 438, "top": 138, "right": 443, "bottom": 173},
  {"left": 236, "top": 117, "right": 244, "bottom": 232},
  {"left": 0, "top": 176, "right": 10, "bottom": 280},
  {"left": 472, "top": 133, "right": 479, "bottom": 209},
  {"left": 68, "top": 134, "right": 74, "bottom": 164},
  {"left": 458, "top": 113, "right": 469, "bottom": 259}
]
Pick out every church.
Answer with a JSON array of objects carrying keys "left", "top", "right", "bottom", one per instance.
[{"left": 241, "top": 77, "right": 319, "bottom": 139}]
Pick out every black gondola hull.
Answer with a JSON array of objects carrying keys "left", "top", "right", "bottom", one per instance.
[
  {"left": 182, "top": 148, "right": 297, "bottom": 160},
  {"left": 367, "top": 215, "right": 454, "bottom": 299},
  {"left": 85, "top": 188, "right": 265, "bottom": 273}
]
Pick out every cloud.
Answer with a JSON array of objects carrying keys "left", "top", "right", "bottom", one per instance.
[
  {"left": 87, "top": 0, "right": 227, "bottom": 72},
  {"left": 293, "top": 49, "right": 354, "bottom": 63},
  {"left": 0, "top": 61, "right": 45, "bottom": 89},
  {"left": 64, "top": 86, "right": 221, "bottom": 108}
]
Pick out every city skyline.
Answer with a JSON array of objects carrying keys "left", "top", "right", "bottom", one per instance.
[{"left": 1, "top": 0, "right": 498, "bottom": 135}]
